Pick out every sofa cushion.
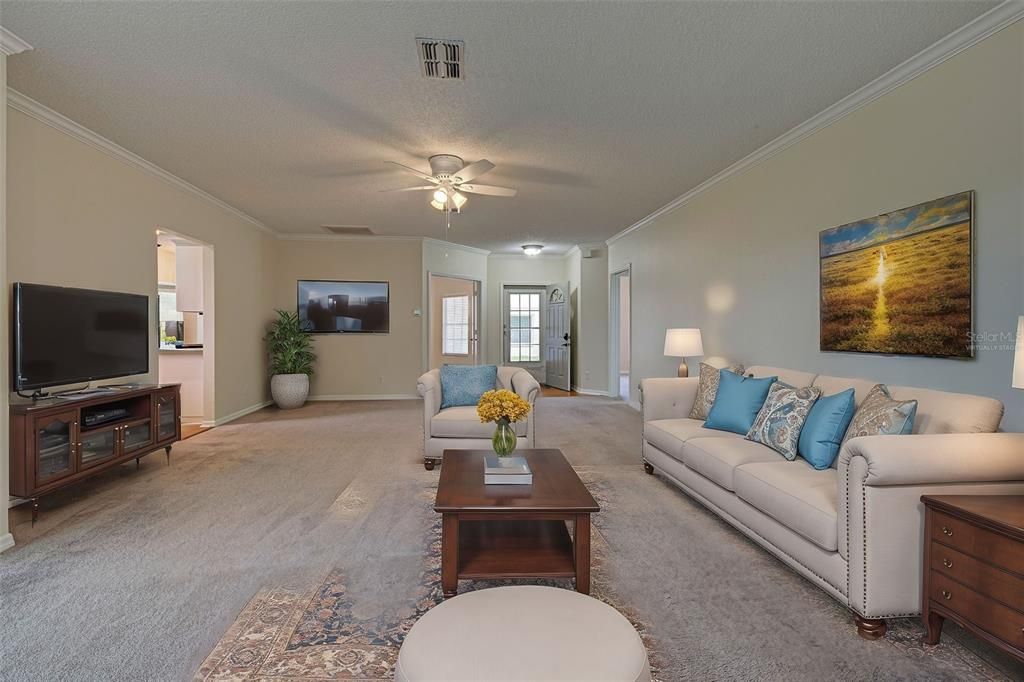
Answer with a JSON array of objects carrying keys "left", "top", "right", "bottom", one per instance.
[
  {"left": 431, "top": 406, "right": 526, "bottom": 438},
  {"left": 746, "top": 365, "right": 818, "bottom": 388},
  {"left": 813, "top": 374, "right": 1003, "bottom": 435},
  {"left": 681, "top": 437, "right": 781, "bottom": 491},
  {"left": 734, "top": 461, "right": 839, "bottom": 551},
  {"left": 644, "top": 418, "right": 742, "bottom": 460}
]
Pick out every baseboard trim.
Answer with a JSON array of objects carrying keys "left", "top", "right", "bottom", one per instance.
[
  {"left": 627, "top": 400, "right": 642, "bottom": 411},
  {"left": 570, "top": 386, "right": 613, "bottom": 397},
  {"left": 308, "top": 394, "right": 420, "bottom": 401},
  {"left": 211, "top": 400, "right": 273, "bottom": 427},
  {"left": 0, "top": 533, "right": 15, "bottom": 554}
]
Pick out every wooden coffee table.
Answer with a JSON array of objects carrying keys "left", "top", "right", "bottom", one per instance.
[{"left": 434, "top": 449, "right": 600, "bottom": 598}]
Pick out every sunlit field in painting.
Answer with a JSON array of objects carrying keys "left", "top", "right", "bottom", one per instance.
[{"left": 819, "top": 196, "right": 972, "bottom": 358}]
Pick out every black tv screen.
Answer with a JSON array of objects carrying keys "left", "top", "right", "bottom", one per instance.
[
  {"left": 297, "top": 280, "right": 389, "bottom": 333},
  {"left": 14, "top": 283, "right": 150, "bottom": 391}
]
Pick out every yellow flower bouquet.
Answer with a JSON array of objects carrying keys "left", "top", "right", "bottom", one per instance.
[{"left": 477, "top": 389, "right": 531, "bottom": 456}]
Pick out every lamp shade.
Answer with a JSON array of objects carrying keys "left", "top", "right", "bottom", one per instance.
[
  {"left": 1014, "top": 316, "right": 1024, "bottom": 389},
  {"left": 664, "top": 328, "right": 703, "bottom": 358}
]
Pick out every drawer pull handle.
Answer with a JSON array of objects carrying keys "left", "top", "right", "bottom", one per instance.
[
  {"left": 941, "top": 589, "right": 952, "bottom": 600},
  {"left": 942, "top": 526, "right": 953, "bottom": 537},
  {"left": 942, "top": 558, "right": 953, "bottom": 568}
]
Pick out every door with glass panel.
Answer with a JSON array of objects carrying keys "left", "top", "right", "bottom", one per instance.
[
  {"left": 544, "top": 283, "right": 571, "bottom": 391},
  {"left": 504, "top": 287, "right": 547, "bottom": 379}
]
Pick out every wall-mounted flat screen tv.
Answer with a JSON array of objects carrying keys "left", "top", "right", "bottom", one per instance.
[
  {"left": 14, "top": 283, "right": 150, "bottom": 392},
  {"left": 297, "top": 280, "right": 390, "bottom": 333}
]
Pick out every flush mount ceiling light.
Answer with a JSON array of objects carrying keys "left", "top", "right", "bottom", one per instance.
[{"left": 522, "top": 244, "right": 544, "bottom": 256}]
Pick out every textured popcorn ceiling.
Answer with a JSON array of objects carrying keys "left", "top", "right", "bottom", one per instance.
[{"left": 3, "top": 1, "right": 996, "bottom": 252}]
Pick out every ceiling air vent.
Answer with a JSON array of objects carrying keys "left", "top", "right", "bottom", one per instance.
[
  {"left": 416, "top": 38, "right": 464, "bottom": 80},
  {"left": 321, "top": 225, "right": 375, "bottom": 236}
]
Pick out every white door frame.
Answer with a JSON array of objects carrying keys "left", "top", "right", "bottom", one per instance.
[
  {"left": 609, "top": 264, "right": 632, "bottom": 405},
  {"left": 155, "top": 227, "right": 216, "bottom": 427},
  {"left": 427, "top": 272, "right": 482, "bottom": 367}
]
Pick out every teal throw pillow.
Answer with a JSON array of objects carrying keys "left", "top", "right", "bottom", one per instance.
[
  {"left": 798, "top": 388, "right": 856, "bottom": 469},
  {"left": 440, "top": 364, "right": 498, "bottom": 409},
  {"left": 841, "top": 384, "right": 918, "bottom": 446},
  {"left": 704, "top": 370, "right": 778, "bottom": 435},
  {"left": 747, "top": 382, "right": 822, "bottom": 460}
]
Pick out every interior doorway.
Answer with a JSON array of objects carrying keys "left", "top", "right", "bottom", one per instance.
[
  {"left": 428, "top": 274, "right": 481, "bottom": 368},
  {"left": 610, "top": 267, "right": 631, "bottom": 402},
  {"left": 156, "top": 229, "right": 215, "bottom": 430}
]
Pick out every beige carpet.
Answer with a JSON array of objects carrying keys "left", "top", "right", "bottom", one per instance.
[{"left": 3, "top": 396, "right": 1022, "bottom": 681}]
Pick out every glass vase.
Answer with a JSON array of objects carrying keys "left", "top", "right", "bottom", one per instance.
[{"left": 492, "top": 418, "right": 517, "bottom": 457}]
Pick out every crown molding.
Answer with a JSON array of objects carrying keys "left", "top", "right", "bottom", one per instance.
[
  {"left": 606, "top": 1, "right": 1024, "bottom": 246},
  {"left": 0, "top": 27, "right": 33, "bottom": 56},
  {"left": 6, "top": 88, "right": 277, "bottom": 235},
  {"left": 422, "top": 237, "right": 491, "bottom": 256}
]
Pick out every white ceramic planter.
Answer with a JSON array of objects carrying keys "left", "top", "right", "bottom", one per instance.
[{"left": 271, "top": 373, "right": 309, "bottom": 409}]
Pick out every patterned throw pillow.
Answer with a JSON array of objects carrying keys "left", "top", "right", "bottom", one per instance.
[
  {"left": 689, "top": 362, "right": 744, "bottom": 420},
  {"left": 841, "top": 384, "right": 918, "bottom": 445},
  {"left": 746, "top": 382, "right": 822, "bottom": 460}
]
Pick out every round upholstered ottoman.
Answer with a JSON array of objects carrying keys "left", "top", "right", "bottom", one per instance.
[{"left": 395, "top": 586, "right": 651, "bottom": 682}]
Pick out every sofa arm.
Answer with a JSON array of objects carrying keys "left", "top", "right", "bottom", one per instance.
[
  {"left": 839, "top": 433, "right": 1024, "bottom": 486},
  {"left": 838, "top": 432, "right": 1024, "bottom": 619},
  {"left": 511, "top": 370, "right": 541, "bottom": 405},
  {"left": 417, "top": 370, "right": 442, "bottom": 436},
  {"left": 638, "top": 377, "right": 698, "bottom": 422}
]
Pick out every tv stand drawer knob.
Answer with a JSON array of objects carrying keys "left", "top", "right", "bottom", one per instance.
[
  {"left": 942, "top": 526, "right": 953, "bottom": 537},
  {"left": 942, "top": 558, "right": 953, "bottom": 568},
  {"left": 940, "top": 589, "right": 952, "bottom": 600}
]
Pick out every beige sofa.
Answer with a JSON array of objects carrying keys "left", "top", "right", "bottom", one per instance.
[
  {"left": 639, "top": 365, "right": 1024, "bottom": 639},
  {"left": 417, "top": 366, "right": 541, "bottom": 470}
]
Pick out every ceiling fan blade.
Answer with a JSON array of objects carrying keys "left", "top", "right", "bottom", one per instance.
[
  {"left": 380, "top": 185, "right": 436, "bottom": 192},
  {"left": 458, "top": 183, "right": 517, "bottom": 197},
  {"left": 387, "top": 161, "right": 438, "bottom": 183},
  {"left": 453, "top": 159, "right": 495, "bottom": 183}
]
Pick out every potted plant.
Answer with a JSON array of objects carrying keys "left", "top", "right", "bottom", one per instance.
[{"left": 266, "top": 309, "right": 316, "bottom": 409}]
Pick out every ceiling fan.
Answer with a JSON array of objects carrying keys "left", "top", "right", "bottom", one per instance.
[{"left": 384, "top": 154, "right": 517, "bottom": 213}]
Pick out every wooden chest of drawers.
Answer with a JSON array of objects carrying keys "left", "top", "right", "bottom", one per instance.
[{"left": 922, "top": 495, "right": 1024, "bottom": 661}]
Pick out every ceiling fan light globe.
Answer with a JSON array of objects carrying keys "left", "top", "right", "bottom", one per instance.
[
  {"left": 451, "top": 191, "right": 468, "bottom": 209},
  {"left": 432, "top": 188, "right": 448, "bottom": 204},
  {"left": 430, "top": 198, "right": 447, "bottom": 211}
]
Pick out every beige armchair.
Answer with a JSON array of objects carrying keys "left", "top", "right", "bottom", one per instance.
[{"left": 417, "top": 366, "right": 541, "bottom": 470}]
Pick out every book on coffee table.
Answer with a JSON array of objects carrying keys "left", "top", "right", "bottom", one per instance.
[{"left": 484, "top": 454, "right": 532, "bottom": 485}]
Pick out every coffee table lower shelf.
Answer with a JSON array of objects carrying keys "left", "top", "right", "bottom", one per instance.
[{"left": 457, "top": 520, "right": 576, "bottom": 578}]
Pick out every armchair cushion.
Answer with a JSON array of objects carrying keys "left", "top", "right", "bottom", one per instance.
[
  {"left": 432, "top": 406, "right": 527, "bottom": 439},
  {"left": 440, "top": 364, "right": 497, "bottom": 409}
]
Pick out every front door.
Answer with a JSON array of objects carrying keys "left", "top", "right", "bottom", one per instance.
[{"left": 545, "top": 282, "right": 571, "bottom": 391}]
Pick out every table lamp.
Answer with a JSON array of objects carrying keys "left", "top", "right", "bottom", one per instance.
[
  {"left": 664, "top": 328, "right": 703, "bottom": 377},
  {"left": 1014, "top": 316, "right": 1023, "bottom": 389}
]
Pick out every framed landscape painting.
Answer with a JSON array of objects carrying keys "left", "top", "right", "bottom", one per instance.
[{"left": 819, "top": 191, "right": 973, "bottom": 358}]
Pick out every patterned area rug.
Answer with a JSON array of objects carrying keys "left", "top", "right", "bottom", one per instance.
[{"left": 196, "top": 471, "right": 660, "bottom": 681}]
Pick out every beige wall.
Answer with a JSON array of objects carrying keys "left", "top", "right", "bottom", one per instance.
[
  {"left": 486, "top": 255, "right": 567, "bottom": 369},
  {"left": 429, "top": 274, "right": 478, "bottom": 369},
  {"left": 271, "top": 238, "right": 423, "bottom": 397},
  {"left": 6, "top": 107, "right": 275, "bottom": 422},
  {"left": 157, "top": 242, "right": 176, "bottom": 283},
  {"left": 608, "top": 23, "right": 1024, "bottom": 428}
]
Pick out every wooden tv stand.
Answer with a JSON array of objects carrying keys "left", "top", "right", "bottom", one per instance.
[{"left": 9, "top": 384, "right": 181, "bottom": 522}]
